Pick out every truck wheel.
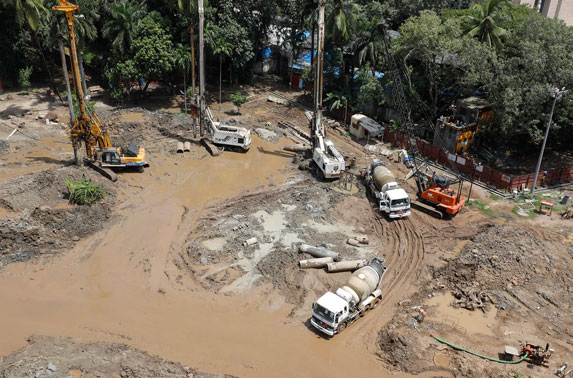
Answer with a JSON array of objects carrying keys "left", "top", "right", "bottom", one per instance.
[
  {"left": 338, "top": 322, "right": 347, "bottom": 333},
  {"left": 363, "top": 305, "right": 371, "bottom": 315},
  {"left": 137, "top": 166, "right": 144, "bottom": 173},
  {"left": 372, "top": 298, "right": 380, "bottom": 309}
]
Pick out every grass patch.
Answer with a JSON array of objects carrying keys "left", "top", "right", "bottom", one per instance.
[
  {"left": 514, "top": 193, "right": 569, "bottom": 217},
  {"left": 467, "top": 200, "right": 497, "bottom": 217},
  {"left": 66, "top": 175, "right": 106, "bottom": 205},
  {"left": 489, "top": 193, "right": 502, "bottom": 201}
]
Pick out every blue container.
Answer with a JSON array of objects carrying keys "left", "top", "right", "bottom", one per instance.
[{"left": 561, "top": 195, "right": 570, "bottom": 204}]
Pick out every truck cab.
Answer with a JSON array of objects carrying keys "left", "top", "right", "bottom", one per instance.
[
  {"left": 311, "top": 292, "right": 349, "bottom": 336},
  {"left": 379, "top": 188, "right": 411, "bottom": 218}
]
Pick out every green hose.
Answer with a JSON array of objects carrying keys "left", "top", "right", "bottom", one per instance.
[{"left": 432, "top": 335, "right": 528, "bottom": 364}]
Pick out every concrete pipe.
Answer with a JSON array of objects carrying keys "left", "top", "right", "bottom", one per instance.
[
  {"left": 355, "top": 235, "right": 369, "bottom": 245},
  {"left": 298, "top": 244, "right": 340, "bottom": 261},
  {"left": 184, "top": 141, "right": 191, "bottom": 152},
  {"left": 299, "top": 257, "right": 334, "bottom": 269},
  {"left": 326, "top": 259, "right": 368, "bottom": 273},
  {"left": 347, "top": 238, "right": 360, "bottom": 247},
  {"left": 177, "top": 141, "right": 184, "bottom": 153},
  {"left": 283, "top": 144, "right": 309, "bottom": 153},
  {"left": 242, "top": 237, "right": 258, "bottom": 247}
]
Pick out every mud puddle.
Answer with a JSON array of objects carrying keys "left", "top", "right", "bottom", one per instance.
[{"left": 426, "top": 293, "right": 498, "bottom": 336}]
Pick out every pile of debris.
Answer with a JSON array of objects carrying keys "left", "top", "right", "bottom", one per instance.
[{"left": 0, "top": 336, "right": 229, "bottom": 378}]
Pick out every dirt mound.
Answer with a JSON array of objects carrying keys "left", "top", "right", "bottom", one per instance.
[
  {"left": 0, "top": 166, "right": 115, "bottom": 267},
  {"left": 433, "top": 224, "right": 571, "bottom": 324},
  {"left": 377, "top": 219, "right": 573, "bottom": 376},
  {"left": 0, "top": 165, "right": 111, "bottom": 212},
  {"left": 0, "top": 336, "right": 231, "bottom": 378}
]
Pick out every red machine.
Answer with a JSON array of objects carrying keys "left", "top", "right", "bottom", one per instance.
[{"left": 522, "top": 343, "right": 551, "bottom": 367}]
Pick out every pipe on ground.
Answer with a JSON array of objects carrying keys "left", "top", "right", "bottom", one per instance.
[
  {"left": 242, "top": 237, "right": 258, "bottom": 247},
  {"left": 299, "top": 257, "right": 333, "bottom": 269},
  {"left": 327, "top": 259, "right": 368, "bottom": 273},
  {"left": 177, "top": 141, "right": 184, "bottom": 153},
  {"left": 298, "top": 244, "right": 340, "bottom": 261},
  {"left": 184, "top": 141, "right": 191, "bottom": 152},
  {"left": 283, "top": 144, "right": 309, "bottom": 153}
]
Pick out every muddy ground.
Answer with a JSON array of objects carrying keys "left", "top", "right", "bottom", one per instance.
[{"left": 0, "top": 86, "right": 572, "bottom": 377}]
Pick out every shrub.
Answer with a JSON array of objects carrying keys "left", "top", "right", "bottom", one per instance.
[
  {"left": 66, "top": 175, "right": 106, "bottom": 205},
  {"left": 18, "top": 67, "right": 33, "bottom": 90},
  {"left": 230, "top": 91, "right": 247, "bottom": 114}
]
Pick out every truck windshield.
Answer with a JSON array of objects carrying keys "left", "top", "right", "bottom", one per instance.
[
  {"left": 391, "top": 198, "right": 410, "bottom": 207},
  {"left": 313, "top": 303, "right": 335, "bottom": 322}
]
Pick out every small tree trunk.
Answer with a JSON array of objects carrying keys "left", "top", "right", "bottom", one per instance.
[
  {"left": 183, "top": 71, "right": 187, "bottom": 114},
  {"left": 229, "top": 65, "right": 232, "bottom": 88},
  {"left": 219, "top": 55, "right": 222, "bottom": 110},
  {"left": 32, "top": 31, "right": 63, "bottom": 103},
  {"left": 190, "top": 26, "right": 196, "bottom": 98}
]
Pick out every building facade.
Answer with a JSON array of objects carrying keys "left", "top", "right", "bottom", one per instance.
[{"left": 513, "top": 0, "right": 573, "bottom": 25}]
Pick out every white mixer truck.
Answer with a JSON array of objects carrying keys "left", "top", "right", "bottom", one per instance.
[
  {"left": 310, "top": 257, "right": 387, "bottom": 336},
  {"left": 365, "top": 159, "right": 411, "bottom": 218}
]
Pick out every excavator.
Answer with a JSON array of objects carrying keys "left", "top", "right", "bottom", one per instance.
[
  {"left": 53, "top": 0, "right": 147, "bottom": 181},
  {"left": 380, "top": 25, "right": 464, "bottom": 218},
  {"left": 196, "top": 0, "right": 251, "bottom": 156},
  {"left": 308, "top": 0, "right": 345, "bottom": 179}
]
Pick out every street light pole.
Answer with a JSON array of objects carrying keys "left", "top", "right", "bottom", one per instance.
[{"left": 531, "top": 86, "right": 568, "bottom": 194}]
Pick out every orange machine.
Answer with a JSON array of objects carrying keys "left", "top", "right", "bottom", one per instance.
[
  {"left": 419, "top": 173, "right": 465, "bottom": 216},
  {"left": 53, "top": 0, "right": 147, "bottom": 180}
]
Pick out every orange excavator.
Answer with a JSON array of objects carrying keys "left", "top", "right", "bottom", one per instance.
[{"left": 53, "top": 0, "right": 147, "bottom": 181}]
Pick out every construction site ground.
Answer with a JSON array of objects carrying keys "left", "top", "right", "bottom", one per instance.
[{"left": 0, "top": 86, "right": 572, "bottom": 378}]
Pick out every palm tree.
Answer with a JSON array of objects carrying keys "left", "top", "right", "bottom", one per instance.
[
  {"left": 174, "top": 44, "right": 191, "bottom": 114},
  {"left": 326, "top": 0, "right": 360, "bottom": 44},
  {"left": 355, "top": 19, "right": 385, "bottom": 74},
  {"left": 3, "top": 0, "right": 64, "bottom": 101},
  {"left": 463, "top": 0, "right": 509, "bottom": 49},
  {"left": 209, "top": 36, "right": 231, "bottom": 109},
  {"left": 2, "top": 0, "right": 46, "bottom": 31},
  {"left": 102, "top": 0, "right": 147, "bottom": 55},
  {"left": 326, "top": 0, "right": 360, "bottom": 89}
]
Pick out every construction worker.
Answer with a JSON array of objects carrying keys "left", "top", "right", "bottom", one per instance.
[{"left": 397, "top": 150, "right": 403, "bottom": 163}]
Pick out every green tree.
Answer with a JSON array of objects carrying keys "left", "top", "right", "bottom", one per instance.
[
  {"left": 115, "top": 12, "right": 175, "bottom": 93},
  {"left": 393, "top": 10, "right": 465, "bottom": 122},
  {"left": 102, "top": 0, "right": 147, "bottom": 55},
  {"left": 325, "top": 90, "right": 350, "bottom": 124},
  {"left": 230, "top": 91, "right": 247, "bottom": 114},
  {"left": 354, "top": 65, "right": 384, "bottom": 116},
  {"left": 2, "top": 0, "right": 47, "bottom": 31},
  {"left": 354, "top": 18, "right": 385, "bottom": 72},
  {"left": 463, "top": 0, "right": 509, "bottom": 49},
  {"left": 326, "top": 0, "right": 360, "bottom": 43},
  {"left": 208, "top": 33, "right": 231, "bottom": 109},
  {"left": 326, "top": 0, "right": 360, "bottom": 89}
]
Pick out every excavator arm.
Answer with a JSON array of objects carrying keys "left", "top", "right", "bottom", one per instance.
[{"left": 53, "top": 0, "right": 113, "bottom": 157}]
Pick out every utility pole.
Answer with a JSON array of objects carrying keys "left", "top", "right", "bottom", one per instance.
[
  {"left": 531, "top": 86, "right": 568, "bottom": 194},
  {"left": 198, "top": 0, "right": 206, "bottom": 137}
]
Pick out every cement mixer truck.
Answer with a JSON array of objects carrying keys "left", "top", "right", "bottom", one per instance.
[
  {"left": 310, "top": 257, "right": 387, "bottom": 336},
  {"left": 365, "top": 159, "right": 411, "bottom": 218}
]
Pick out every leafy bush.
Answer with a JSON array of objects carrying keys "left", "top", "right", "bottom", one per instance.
[
  {"left": 65, "top": 175, "right": 106, "bottom": 205},
  {"left": 230, "top": 91, "right": 247, "bottom": 114},
  {"left": 18, "top": 67, "right": 33, "bottom": 90}
]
